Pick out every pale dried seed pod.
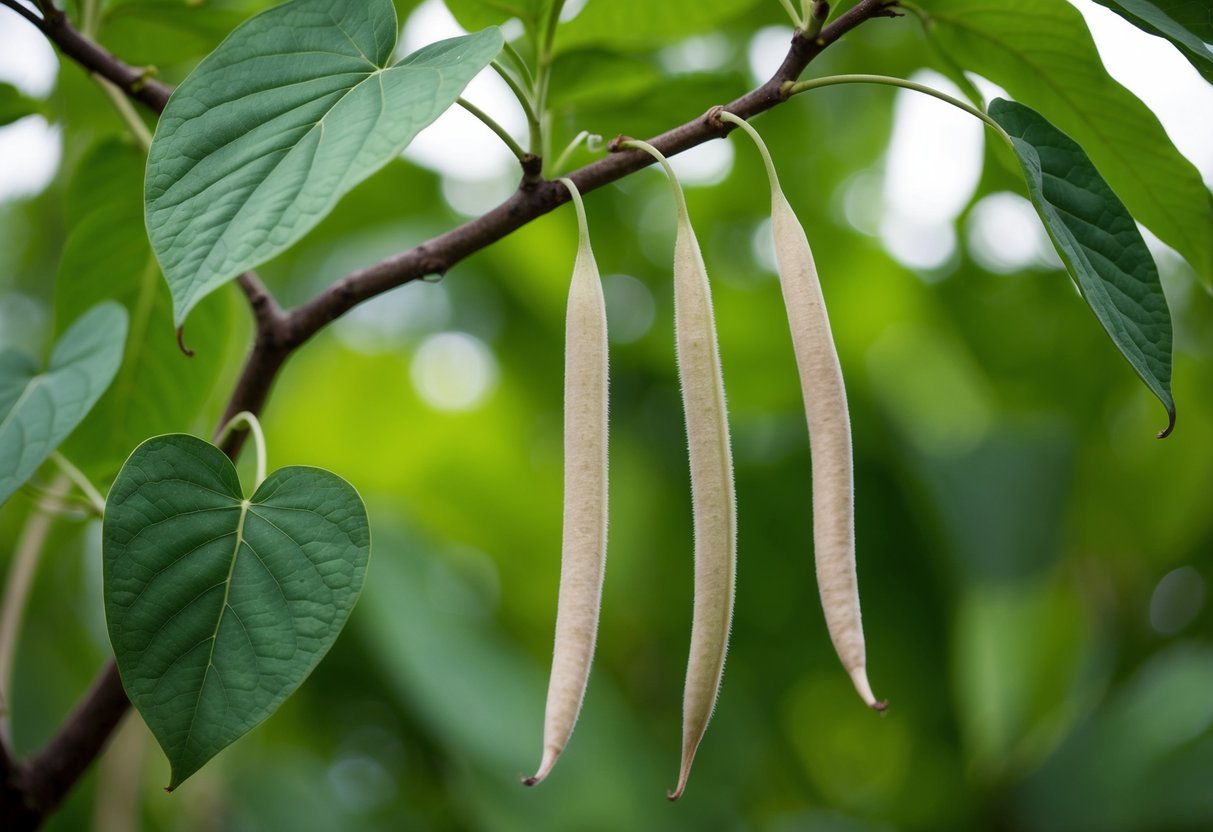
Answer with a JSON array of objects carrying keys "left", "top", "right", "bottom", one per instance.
[
  {"left": 621, "top": 139, "right": 737, "bottom": 802},
  {"left": 524, "top": 178, "right": 609, "bottom": 786},
  {"left": 719, "top": 111, "right": 883, "bottom": 711}
]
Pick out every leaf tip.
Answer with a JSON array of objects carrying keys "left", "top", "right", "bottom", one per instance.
[
  {"left": 1157, "top": 404, "right": 1176, "bottom": 439},
  {"left": 175, "top": 326, "right": 195, "bottom": 358}
]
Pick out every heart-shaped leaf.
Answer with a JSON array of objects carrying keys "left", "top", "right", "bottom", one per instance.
[
  {"left": 989, "top": 98, "right": 1174, "bottom": 435},
  {"left": 103, "top": 434, "right": 370, "bottom": 788},
  {"left": 0, "top": 301, "right": 128, "bottom": 506},
  {"left": 144, "top": 0, "right": 503, "bottom": 325}
]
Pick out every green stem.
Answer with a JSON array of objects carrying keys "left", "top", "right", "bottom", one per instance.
[
  {"left": 558, "top": 177, "right": 590, "bottom": 249},
  {"left": 93, "top": 74, "right": 152, "bottom": 152},
  {"left": 491, "top": 60, "right": 542, "bottom": 155},
  {"left": 719, "top": 111, "right": 784, "bottom": 199},
  {"left": 532, "top": 0, "right": 567, "bottom": 167},
  {"left": 457, "top": 98, "right": 529, "bottom": 163},
  {"left": 779, "top": 0, "right": 805, "bottom": 29},
  {"left": 0, "top": 473, "right": 70, "bottom": 745},
  {"left": 551, "top": 130, "right": 589, "bottom": 176},
  {"left": 81, "top": 0, "right": 100, "bottom": 38},
  {"left": 218, "top": 410, "right": 268, "bottom": 490},
  {"left": 784, "top": 74, "right": 1012, "bottom": 146},
  {"left": 619, "top": 139, "right": 690, "bottom": 223},
  {"left": 501, "top": 40, "right": 535, "bottom": 90},
  {"left": 50, "top": 451, "right": 106, "bottom": 517}
]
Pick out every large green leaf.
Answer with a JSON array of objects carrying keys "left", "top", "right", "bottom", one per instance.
[
  {"left": 103, "top": 434, "right": 370, "bottom": 789},
  {"left": 55, "top": 139, "right": 233, "bottom": 483},
  {"left": 990, "top": 99, "right": 1174, "bottom": 434},
  {"left": 923, "top": 0, "right": 1213, "bottom": 286},
  {"left": 1094, "top": 0, "right": 1213, "bottom": 83},
  {"left": 0, "top": 302, "right": 128, "bottom": 506},
  {"left": 556, "top": 0, "right": 762, "bottom": 52},
  {"left": 145, "top": 0, "right": 503, "bottom": 324}
]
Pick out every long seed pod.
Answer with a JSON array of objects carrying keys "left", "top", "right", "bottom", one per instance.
[
  {"left": 523, "top": 178, "right": 610, "bottom": 787},
  {"left": 719, "top": 111, "right": 883, "bottom": 711},
  {"left": 620, "top": 139, "right": 737, "bottom": 801}
]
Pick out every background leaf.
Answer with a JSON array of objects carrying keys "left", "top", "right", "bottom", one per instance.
[
  {"left": 103, "top": 433, "right": 370, "bottom": 789},
  {"left": 990, "top": 98, "right": 1174, "bottom": 433},
  {"left": 144, "top": 0, "right": 503, "bottom": 324},
  {"left": 0, "top": 82, "right": 46, "bottom": 127},
  {"left": 0, "top": 301, "right": 128, "bottom": 506},
  {"left": 54, "top": 138, "right": 235, "bottom": 484},
  {"left": 922, "top": 0, "right": 1213, "bottom": 285},
  {"left": 444, "top": 0, "right": 551, "bottom": 31},
  {"left": 1093, "top": 0, "right": 1213, "bottom": 83},
  {"left": 556, "top": 0, "right": 762, "bottom": 52}
]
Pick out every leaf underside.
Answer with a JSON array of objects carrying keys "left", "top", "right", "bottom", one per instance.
[
  {"left": 1093, "top": 0, "right": 1213, "bottom": 83},
  {"left": 103, "top": 434, "right": 370, "bottom": 788},
  {"left": 145, "top": 0, "right": 502, "bottom": 324},
  {"left": 0, "top": 302, "right": 128, "bottom": 506},
  {"left": 990, "top": 98, "right": 1174, "bottom": 436}
]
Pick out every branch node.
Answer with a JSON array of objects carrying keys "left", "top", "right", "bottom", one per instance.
[{"left": 520, "top": 154, "right": 544, "bottom": 188}]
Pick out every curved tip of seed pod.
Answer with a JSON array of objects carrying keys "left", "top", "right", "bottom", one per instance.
[
  {"left": 1157, "top": 405, "right": 1176, "bottom": 439},
  {"left": 521, "top": 748, "right": 559, "bottom": 787},
  {"left": 667, "top": 765, "right": 691, "bottom": 801},
  {"left": 849, "top": 666, "right": 887, "bottom": 711}
]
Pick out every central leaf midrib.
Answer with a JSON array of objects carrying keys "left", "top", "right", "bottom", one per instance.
[{"left": 181, "top": 497, "right": 250, "bottom": 753}]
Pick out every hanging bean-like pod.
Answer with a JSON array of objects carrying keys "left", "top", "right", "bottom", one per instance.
[
  {"left": 524, "top": 178, "right": 610, "bottom": 786},
  {"left": 621, "top": 139, "right": 737, "bottom": 801},
  {"left": 719, "top": 111, "right": 883, "bottom": 711}
]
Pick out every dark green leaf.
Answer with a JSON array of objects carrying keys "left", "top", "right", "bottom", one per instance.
[
  {"left": 1094, "top": 0, "right": 1213, "bottom": 83},
  {"left": 989, "top": 98, "right": 1174, "bottom": 434},
  {"left": 0, "top": 302, "right": 128, "bottom": 506},
  {"left": 103, "top": 434, "right": 370, "bottom": 789},
  {"left": 924, "top": 0, "right": 1213, "bottom": 285},
  {"left": 55, "top": 139, "right": 233, "bottom": 483},
  {"left": 0, "top": 83, "right": 45, "bottom": 127},
  {"left": 144, "top": 0, "right": 503, "bottom": 324}
]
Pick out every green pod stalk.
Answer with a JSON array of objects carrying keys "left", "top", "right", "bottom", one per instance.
[
  {"left": 524, "top": 179, "right": 610, "bottom": 786},
  {"left": 719, "top": 111, "right": 883, "bottom": 711},
  {"left": 622, "top": 139, "right": 737, "bottom": 802}
]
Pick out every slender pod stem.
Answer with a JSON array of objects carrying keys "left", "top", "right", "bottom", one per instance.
[
  {"left": 719, "top": 110, "right": 884, "bottom": 711},
  {"left": 217, "top": 411, "right": 267, "bottom": 490},
  {"left": 618, "top": 139, "right": 737, "bottom": 802},
  {"left": 784, "top": 74, "right": 1011, "bottom": 146},
  {"left": 524, "top": 178, "right": 609, "bottom": 787}
]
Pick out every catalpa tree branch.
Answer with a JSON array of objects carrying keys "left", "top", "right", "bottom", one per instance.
[{"left": 0, "top": 0, "right": 900, "bottom": 826}]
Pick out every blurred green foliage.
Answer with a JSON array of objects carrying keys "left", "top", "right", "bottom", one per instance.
[{"left": 1, "top": 0, "right": 1211, "bottom": 830}]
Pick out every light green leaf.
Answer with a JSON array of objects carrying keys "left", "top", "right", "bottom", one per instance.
[
  {"left": 55, "top": 139, "right": 233, "bottom": 483},
  {"left": 1094, "top": 0, "right": 1213, "bottom": 83},
  {"left": 556, "top": 0, "right": 761, "bottom": 52},
  {"left": 989, "top": 99, "right": 1174, "bottom": 434},
  {"left": 145, "top": 0, "right": 503, "bottom": 324},
  {"left": 103, "top": 434, "right": 370, "bottom": 789},
  {"left": 0, "top": 302, "right": 128, "bottom": 507},
  {"left": 923, "top": 0, "right": 1213, "bottom": 285},
  {"left": 549, "top": 50, "right": 661, "bottom": 109},
  {"left": 444, "top": 0, "right": 551, "bottom": 31},
  {"left": 0, "top": 82, "right": 45, "bottom": 127}
]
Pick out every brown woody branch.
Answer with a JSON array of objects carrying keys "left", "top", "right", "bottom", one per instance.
[{"left": 0, "top": 0, "right": 899, "bottom": 827}]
